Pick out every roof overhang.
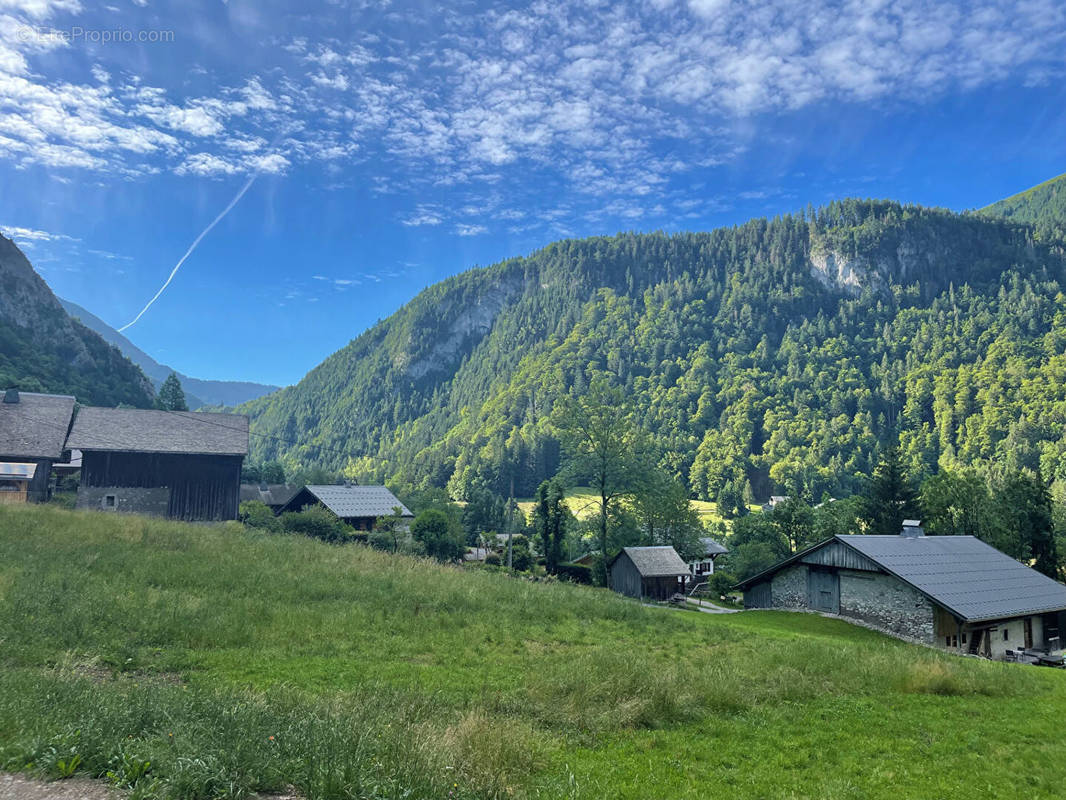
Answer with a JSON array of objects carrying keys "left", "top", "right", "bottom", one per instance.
[{"left": 0, "top": 462, "right": 37, "bottom": 479}]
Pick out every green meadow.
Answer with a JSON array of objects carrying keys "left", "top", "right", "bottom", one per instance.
[{"left": 1, "top": 504, "right": 1064, "bottom": 799}]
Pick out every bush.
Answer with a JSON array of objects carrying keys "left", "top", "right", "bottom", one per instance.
[
  {"left": 555, "top": 562, "right": 592, "bottom": 584},
  {"left": 279, "top": 505, "right": 352, "bottom": 544},
  {"left": 485, "top": 552, "right": 501, "bottom": 566},
  {"left": 411, "top": 509, "right": 465, "bottom": 562},
  {"left": 239, "top": 500, "right": 280, "bottom": 532}
]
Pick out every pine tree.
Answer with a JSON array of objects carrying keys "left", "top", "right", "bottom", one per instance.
[
  {"left": 156, "top": 373, "right": 189, "bottom": 411},
  {"left": 860, "top": 445, "right": 919, "bottom": 535}
]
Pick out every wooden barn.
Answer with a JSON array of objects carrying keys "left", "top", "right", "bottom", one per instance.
[
  {"left": 0, "top": 389, "right": 76, "bottom": 503},
  {"left": 279, "top": 484, "right": 413, "bottom": 530},
  {"left": 66, "top": 407, "right": 248, "bottom": 521},
  {"left": 609, "top": 546, "right": 691, "bottom": 600},
  {"left": 735, "top": 524, "right": 1066, "bottom": 661}
]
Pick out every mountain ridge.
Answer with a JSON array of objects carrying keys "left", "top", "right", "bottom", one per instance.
[
  {"left": 243, "top": 195, "right": 1066, "bottom": 502},
  {"left": 0, "top": 234, "right": 154, "bottom": 407},
  {"left": 58, "top": 298, "right": 280, "bottom": 409}
]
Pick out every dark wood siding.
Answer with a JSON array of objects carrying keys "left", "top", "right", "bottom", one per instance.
[
  {"left": 745, "top": 580, "right": 772, "bottom": 608},
  {"left": 81, "top": 451, "right": 242, "bottom": 521},
  {"left": 610, "top": 553, "right": 643, "bottom": 599}
]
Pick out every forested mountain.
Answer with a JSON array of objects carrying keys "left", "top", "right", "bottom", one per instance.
[
  {"left": 244, "top": 192, "right": 1066, "bottom": 503},
  {"left": 982, "top": 173, "right": 1066, "bottom": 240},
  {"left": 59, "top": 298, "right": 280, "bottom": 409},
  {"left": 0, "top": 235, "right": 154, "bottom": 407}
]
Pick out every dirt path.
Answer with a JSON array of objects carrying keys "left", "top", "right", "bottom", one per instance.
[{"left": 0, "top": 774, "right": 119, "bottom": 800}]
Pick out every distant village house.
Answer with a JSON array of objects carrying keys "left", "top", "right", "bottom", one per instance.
[
  {"left": 688, "top": 536, "right": 728, "bottom": 580},
  {"left": 279, "top": 484, "right": 413, "bottom": 530},
  {"left": 610, "top": 546, "right": 691, "bottom": 601}
]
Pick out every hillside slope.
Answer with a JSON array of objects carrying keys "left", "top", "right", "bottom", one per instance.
[
  {"left": 245, "top": 199, "right": 1066, "bottom": 500},
  {"left": 0, "top": 235, "right": 154, "bottom": 407},
  {"left": 1, "top": 504, "right": 1063, "bottom": 799},
  {"left": 982, "top": 173, "right": 1066, "bottom": 239},
  {"left": 59, "top": 298, "right": 280, "bottom": 409}
]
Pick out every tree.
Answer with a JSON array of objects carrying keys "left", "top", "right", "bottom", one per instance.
[
  {"left": 860, "top": 445, "right": 919, "bottom": 535},
  {"left": 462, "top": 484, "right": 506, "bottom": 545},
  {"left": 533, "top": 478, "right": 569, "bottom": 573},
  {"left": 373, "top": 505, "right": 409, "bottom": 553},
  {"left": 156, "top": 373, "right": 188, "bottom": 411},
  {"left": 632, "top": 469, "right": 705, "bottom": 561},
  {"left": 555, "top": 377, "right": 647, "bottom": 583},
  {"left": 771, "top": 495, "right": 816, "bottom": 553},
  {"left": 239, "top": 500, "right": 279, "bottom": 532},
  {"left": 411, "top": 509, "right": 465, "bottom": 562},
  {"left": 261, "top": 461, "right": 286, "bottom": 484},
  {"left": 998, "top": 470, "right": 1060, "bottom": 579}
]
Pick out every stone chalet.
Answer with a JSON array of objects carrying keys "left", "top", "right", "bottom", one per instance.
[{"left": 735, "top": 523, "right": 1066, "bottom": 660}]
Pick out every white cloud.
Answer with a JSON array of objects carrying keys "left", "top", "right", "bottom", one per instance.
[
  {"left": 0, "top": 223, "right": 77, "bottom": 242},
  {"left": 401, "top": 205, "right": 444, "bottom": 226},
  {"left": 455, "top": 223, "right": 488, "bottom": 236}
]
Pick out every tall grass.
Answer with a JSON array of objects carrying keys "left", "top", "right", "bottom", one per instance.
[{"left": 0, "top": 504, "right": 1063, "bottom": 799}]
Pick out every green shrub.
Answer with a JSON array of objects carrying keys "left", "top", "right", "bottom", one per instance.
[
  {"left": 239, "top": 500, "right": 280, "bottom": 532},
  {"left": 279, "top": 505, "right": 352, "bottom": 544},
  {"left": 556, "top": 562, "right": 592, "bottom": 584}
]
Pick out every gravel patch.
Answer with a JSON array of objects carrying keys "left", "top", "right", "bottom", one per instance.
[{"left": 0, "top": 774, "right": 120, "bottom": 800}]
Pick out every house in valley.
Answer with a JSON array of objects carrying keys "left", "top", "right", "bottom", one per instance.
[
  {"left": 609, "top": 546, "right": 691, "bottom": 601},
  {"left": 66, "top": 407, "right": 248, "bottom": 521},
  {"left": 688, "top": 537, "right": 728, "bottom": 580},
  {"left": 239, "top": 483, "right": 299, "bottom": 513},
  {"left": 0, "top": 389, "right": 76, "bottom": 504},
  {"left": 735, "top": 522, "right": 1066, "bottom": 660},
  {"left": 279, "top": 484, "right": 413, "bottom": 530}
]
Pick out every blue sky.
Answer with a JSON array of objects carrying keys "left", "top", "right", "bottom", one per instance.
[{"left": 1, "top": 0, "right": 1064, "bottom": 387}]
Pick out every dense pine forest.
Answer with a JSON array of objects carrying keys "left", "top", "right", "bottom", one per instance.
[{"left": 243, "top": 182, "right": 1066, "bottom": 508}]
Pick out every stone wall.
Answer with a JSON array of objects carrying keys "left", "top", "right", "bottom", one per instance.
[
  {"left": 771, "top": 564, "right": 808, "bottom": 609},
  {"left": 839, "top": 570, "right": 935, "bottom": 644},
  {"left": 77, "top": 486, "right": 170, "bottom": 517}
]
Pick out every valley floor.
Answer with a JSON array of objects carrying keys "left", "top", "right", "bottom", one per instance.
[{"left": 1, "top": 505, "right": 1064, "bottom": 799}]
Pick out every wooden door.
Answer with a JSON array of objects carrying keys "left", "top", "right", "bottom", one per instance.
[{"left": 808, "top": 568, "right": 840, "bottom": 614}]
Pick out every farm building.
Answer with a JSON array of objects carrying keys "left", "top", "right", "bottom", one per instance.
[
  {"left": 239, "top": 483, "right": 299, "bottom": 513},
  {"left": 688, "top": 537, "right": 728, "bottom": 580},
  {"left": 66, "top": 407, "right": 248, "bottom": 521},
  {"left": 279, "top": 484, "right": 413, "bottom": 530},
  {"left": 609, "top": 546, "right": 691, "bottom": 600},
  {"left": 735, "top": 523, "right": 1066, "bottom": 660},
  {"left": 0, "top": 389, "right": 76, "bottom": 503}
]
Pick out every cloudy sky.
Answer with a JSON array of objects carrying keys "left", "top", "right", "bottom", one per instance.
[{"left": 1, "top": 0, "right": 1064, "bottom": 385}]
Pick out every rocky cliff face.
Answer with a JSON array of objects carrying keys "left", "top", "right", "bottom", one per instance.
[{"left": 0, "top": 234, "right": 154, "bottom": 405}]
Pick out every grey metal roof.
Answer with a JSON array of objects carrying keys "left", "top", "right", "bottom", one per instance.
[
  {"left": 239, "top": 483, "right": 300, "bottom": 508},
  {"left": 0, "top": 391, "right": 76, "bottom": 460},
  {"left": 302, "top": 485, "right": 412, "bottom": 518},
  {"left": 838, "top": 535, "right": 1066, "bottom": 622},
  {"left": 616, "top": 546, "right": 691, "bottom": 577},
  {"left": 67, "top": 407, "right": 248, "bottom": 455},
  {"left": 699, "top": 537, "right": 728, "bottom": 556}
]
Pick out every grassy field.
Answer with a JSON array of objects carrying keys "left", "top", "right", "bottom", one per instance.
[
  {"left": 1, "top": 504, "right": 1065, "bottom": 799},
  {"left": 514, "top": 486, "right": 753, "bottom": 527}
]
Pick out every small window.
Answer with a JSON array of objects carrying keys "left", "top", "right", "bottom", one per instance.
[
  {"left": 961, "top": 633, "right": 967, "bottom": 645},
  {"left": 1003, "top": 629, "right": 1009, "bottom": 642},
  {"left": 945, "top": 636, "right": 951, "bottom": 647},
  {"left": 104, "top": 494, "right": 116, "bottom": 508}
]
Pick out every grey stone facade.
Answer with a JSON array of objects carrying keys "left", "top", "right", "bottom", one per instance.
[
  {"left": 839, "top": 570, "right": 936, "bottom": 644},
  {"left": 76, "top": 486, "right": 170, "bottom": 516},
  {"left": 771, "top": 564, "right": 808, "bottom": 609}
]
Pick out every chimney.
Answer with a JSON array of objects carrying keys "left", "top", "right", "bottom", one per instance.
[
  {"left": 901, "top": 519, "right": 924, "bottom": 538},
  {"left": 3, "top": 388, "right": 18, "bottom": 404}
]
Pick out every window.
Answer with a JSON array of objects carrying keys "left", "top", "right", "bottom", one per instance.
[
  {"left": 945, "top": 636, "right": 951, "bottom": 647},
  {"left": 961, "top": 633, "right": 967, "bottom": 645},
  {"left": 1003, "top": 629, "right": 1009, "bottom": 642},
  {"left": 104, "top": 494, "right": 116, "bottom": 508}
]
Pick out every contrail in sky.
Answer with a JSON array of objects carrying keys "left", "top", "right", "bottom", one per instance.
[{"left": 118, "top": 171, "right": 259, "bottom": 332}]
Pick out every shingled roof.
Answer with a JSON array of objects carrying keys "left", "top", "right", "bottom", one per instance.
[
  {"left": 291, "top": 485, "right": 413, "bottom": 518},
  {"left": 240, "top": 483, "right": 300, "bottom": 508},
  {"left": 699, "top": 537, "right": 728, "bottom": 557},
  {"left": 838, "top": 535, "right": 1066, "bottom": 623},
  {"left": 613, "top": 546, "right": 691, "bottom": 577},
  {"left": 0, "top": 390, "right": 76, "bottom": 460},
  {"left": 737, "top": 534, "right": 1066, "bottom": 623},
  {"left": 67, "top": 407, "right": 248, "bottom": 456}
]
